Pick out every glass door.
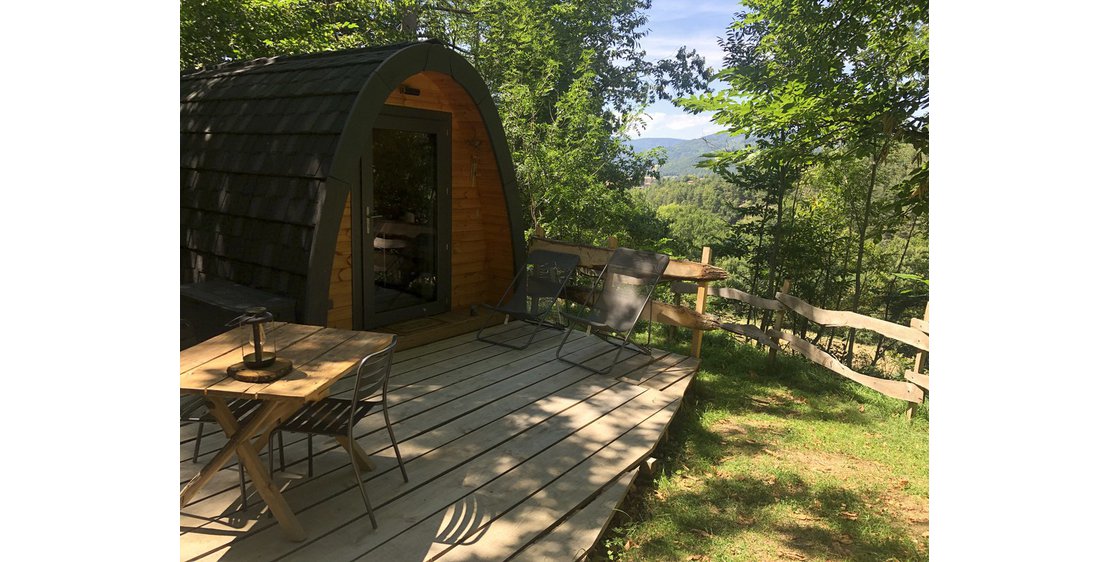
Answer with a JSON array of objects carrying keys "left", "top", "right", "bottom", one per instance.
[{"left": 362, "top": 107, "right": 451, "bottom": 327}]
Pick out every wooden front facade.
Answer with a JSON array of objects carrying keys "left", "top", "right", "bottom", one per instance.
[{"left": 326, "top": 71, "right": 515, "bottom": 329}]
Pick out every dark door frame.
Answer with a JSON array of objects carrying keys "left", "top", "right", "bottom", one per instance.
[{"left": 352, "top": 105, "right": 452, "bottom": 329}]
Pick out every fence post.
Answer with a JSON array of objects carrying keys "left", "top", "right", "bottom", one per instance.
[
  {"left": 666, "top": 284, "right": 679, "bottom": 346},
  {"left": 690, "top": 246, "right": 713, "bottom": 358},
  {"left": 906, "top": 302, "right": 929, "bottom": 422},
  {"left": 767, "top": 278, "right": 792, "bottom": 364}
]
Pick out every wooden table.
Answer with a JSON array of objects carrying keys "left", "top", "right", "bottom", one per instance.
[{"left": 180, "top": 322, "right": 394, "bottom": 541}]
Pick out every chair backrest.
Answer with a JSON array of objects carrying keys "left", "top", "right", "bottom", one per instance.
[
  {"left": 505, "top": 249, "right": 580, "bottom": 314},
  {"left": 593, "top": 248, "right": 670, "bottom": 332},
  {"left": 351, "top": 335, "right": 400, "bottom": 404}
]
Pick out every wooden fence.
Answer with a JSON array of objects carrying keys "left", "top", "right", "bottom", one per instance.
[
  {"left": 672, "top": 282, "right": 929, "bottom": 412},
  {"left": 531, "top": 236, "right": 930, "bottom": 418}
]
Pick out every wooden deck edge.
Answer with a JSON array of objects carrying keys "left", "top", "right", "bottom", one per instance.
[
  {"left": 512, "top": 469, "right": 638, "bottom": 561},
  {"left": 515, "top": 363, "right": 700, "bottom": 561}
]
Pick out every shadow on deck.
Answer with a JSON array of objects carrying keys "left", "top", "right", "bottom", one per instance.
[{"left": 180, "top": 321, "right": 699, "bottom": 561}]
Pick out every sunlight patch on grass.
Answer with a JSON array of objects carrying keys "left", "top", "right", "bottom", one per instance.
[{"left": 596, "top": 331, "right": 929, "bottom": 561}]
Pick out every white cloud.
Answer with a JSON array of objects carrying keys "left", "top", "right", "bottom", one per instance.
[
  {"left": 649, "top": 1, "right": 741, "bottom": 21},
  {"left": 631, "top": 111, "right": 722, "bottom": 140},
  {"left": 641, "top": 34, "right": 726, "bottom": 71}
]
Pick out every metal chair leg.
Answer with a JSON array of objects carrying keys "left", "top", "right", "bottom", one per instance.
[
  {"left": 238, "top": 463, "right": 247, "bottom": 507},
  {"left": 278, "top": 430, "right": 286, "bottom": 472},
  {"left": 554, "top": 321, "right": 576, "bottom": 362},
  {"left": 382, "top": 404, "right": 408, "bottom": 482},
  {"left": 193, "top": 421, "right": 204, "bottom": 463},
  {"left": 347, "top": 440, "right": 378, "bottom": 529},
  {"left": 307, "top": 435, "right": 313, "bottom": 478}
]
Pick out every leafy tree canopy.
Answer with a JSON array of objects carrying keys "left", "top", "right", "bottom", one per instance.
[
  {"left": 680, "top": 0, "right": 928, "bottom": 212},
  {"left": 181, "top": 0, "right": 711, "bottom": 246}
]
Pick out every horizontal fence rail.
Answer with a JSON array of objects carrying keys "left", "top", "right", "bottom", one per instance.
[
  {"left": 671, "top": 282, "right": 785, "bottom": 311},
  {"left": 527, "top": 237, "right": 929, "bottom": 415},
  {"left": 689, "top": 282, "right": 930, "bottom": 409},
  {"left": 673, "top": 279, "right": 929, "bottom": 407},
  {"left": 775, "top": 292, "right": 929, "bottom": 352},
  {"left": 531, "top": 237, "right": 728, "bottom": 282}
]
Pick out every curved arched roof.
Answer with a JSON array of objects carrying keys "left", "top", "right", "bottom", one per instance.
[{"left": 181, "top": 41, "right": 524, "bottom": 323}]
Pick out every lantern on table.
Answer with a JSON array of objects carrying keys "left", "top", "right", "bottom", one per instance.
[
  {"left": 238, "top": 306, "right": 276, "bottom": 368},
  {"left": 227, "top": 306, "right": 291, "bottom": 381}
]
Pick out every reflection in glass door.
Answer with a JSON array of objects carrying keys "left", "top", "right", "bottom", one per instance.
[{"left": 363, "top": 108, "right": 451, "bottom": 326}]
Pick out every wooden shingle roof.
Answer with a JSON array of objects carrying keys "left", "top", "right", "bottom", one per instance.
[{"left": 180, "top": 43, "right": 421, "bottom": 306}]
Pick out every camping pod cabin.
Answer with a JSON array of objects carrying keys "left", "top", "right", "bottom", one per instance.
[{"left": 181, "top": 41, "right": 525, "bottom": 338}]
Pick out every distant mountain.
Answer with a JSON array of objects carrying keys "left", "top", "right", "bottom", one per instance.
[
  {"left": 629, "top": 132, "right": 755, "bottom": 177},
  {"left": 627, "top": 137, "right": 687, "bottom": 152}
]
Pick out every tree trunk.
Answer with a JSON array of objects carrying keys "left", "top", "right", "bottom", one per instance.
[
  {"left": 760, "top": 164, "right": 790, "bottom": 332},
  {"left": 846, "top": 138, "right": 892, "bottom": 366},
  {"left": 870, "top": 214, "right": 919, "bottom": 368},
  {"left": 810, "top": 325, "right": 826, "bottom": 345},
  {"left": 747, "top": 197, "right": 771, "bottom": 326}
]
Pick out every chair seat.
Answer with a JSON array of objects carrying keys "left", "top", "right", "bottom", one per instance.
[
  {"left": 561, "top": 311, "right": 612, "bottom": 330},
  {"left": 478, "top": 302, "right": 546, "bottom": 322},
  {"left": 555, "top": 247, "right": 669, "bottom": 375},
  {"left": 278, "top": 397, "right": 383, "bottom": 437},
  {"left": 477, "top": 249, "right": 579, "bottom": 350}
]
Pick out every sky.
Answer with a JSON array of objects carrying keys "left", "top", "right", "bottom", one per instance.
[{"left": 632, "top": 1, "right": 742, "bottom": 140}]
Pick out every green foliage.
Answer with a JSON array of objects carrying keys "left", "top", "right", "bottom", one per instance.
[
  {"left": 181, "top": 0, "right": 711, "bottom": 249},
  {"left": 680, "top": 0, "right": 929, "bottom": 206},
  {"left": 641, "top": 175, "right": 747, "bottom": 225},
  {"left": 595, "top": 332, "right": 929, "bottom": 561},
  {"left": 658, "top": 0, "right": 929, "bottom": 339},
  {"left": 468, "top": 0, "right": 710, "bottom": 245},
  {"left": 654, "top": 203, "right": 728, "bottom": 260},
  {"left": 180, "top": 0, "right": 414, "bottom": 69}
]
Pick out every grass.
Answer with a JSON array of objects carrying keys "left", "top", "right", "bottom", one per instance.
[{"left": 593, "top": 329, "right": 929, "bottom": 561}]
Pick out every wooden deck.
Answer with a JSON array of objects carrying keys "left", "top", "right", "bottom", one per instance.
[{"left": 180, "top": 321, "right": 699, "bottom": 561}]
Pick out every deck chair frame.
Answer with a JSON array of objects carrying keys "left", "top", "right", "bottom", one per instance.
[
  {"left": 476, "top": 249, "right": 580, "bottom": 349},
  {"left": 555, "top": 247, "right": 669, "bottom": 374}
]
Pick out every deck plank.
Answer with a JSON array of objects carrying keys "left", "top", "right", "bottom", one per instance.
[
  {"left": 181, "top": 329, "right": 699, "bottom": 562},
  {"left": 510, "top": 470, "right": 637, "bottom": 561},
  {"left": 179, "top": 328, "right": 583, "bottom": 475},
  {"left": 179, "top": 337, "right": 624, "bottom": 557},
  {"left": 188, "top": 352, "right": 655, "bottom": 561},
  {"left": 430, "top": 402, "right": 681, "bottom": 561},
  {"left": 222, "top": 358, "right": 671, "bottom": 562},
  {"left": 368, "top": 386, "right": 683, "bottom": 562}
]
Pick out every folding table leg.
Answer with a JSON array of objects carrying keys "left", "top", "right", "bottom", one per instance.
[{"left": 205, "top": 398, "right": 307, "bottom": 542}]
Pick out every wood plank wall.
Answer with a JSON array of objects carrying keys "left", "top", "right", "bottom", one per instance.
[{"left": 326, "top": 71, "right": 516, "bottom": 328}]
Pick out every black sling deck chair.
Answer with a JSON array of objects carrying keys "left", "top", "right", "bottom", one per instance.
[
  {"left": 476, "top": 248, "right": 580, "bottom": 349},
  {"left": 555, "top": 247, "right": 670, "bottom": 374}
]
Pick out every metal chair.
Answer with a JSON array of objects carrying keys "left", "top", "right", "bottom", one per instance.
[
  {"left": 555, "top": 247, "right": 670, "bottom": 374},
  {"left": 181, "top": 396, "right": 263, "bottom": 503},
  {"left": 476, "top": 249, "right": 580, "bottom": 349},
  {"left": 269, "top": 335, "right": 406, "bottom": 529}
]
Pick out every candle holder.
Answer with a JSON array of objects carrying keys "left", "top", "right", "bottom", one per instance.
[
  {"left": 239, "top": 307, "right": 276, "bottom": 368},
  {"left": 226, "top": 306, "right": 292, "bottom": 382}
]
